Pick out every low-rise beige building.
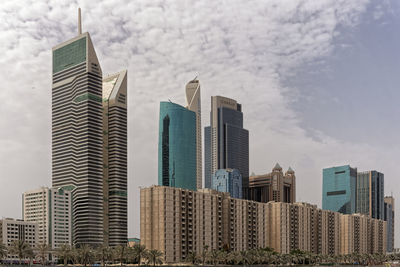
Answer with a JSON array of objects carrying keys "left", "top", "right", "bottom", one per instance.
[{"left": 141, "top": 185, "right": 387, "bottom": 263}]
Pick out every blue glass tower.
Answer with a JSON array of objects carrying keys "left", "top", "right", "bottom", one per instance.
[
  {"left": 158, "top": 102, "right": 197, "bottom": 191},
  {"left": 212, "top": 169, "right": 242, "bottom": 199},
  {"left": 356, "top": 171, "right": 384, "bottom": 219},
  {"left": 322, "top": 165, "right": 357, "bottom": 214}
]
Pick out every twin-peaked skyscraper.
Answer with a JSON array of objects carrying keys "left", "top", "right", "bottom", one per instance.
[
  {"left": 51, "top": 10, "right": 127, "bottom": 247},
  {"left": 158, "top": 81, "right": 249, "bottom": 198}
]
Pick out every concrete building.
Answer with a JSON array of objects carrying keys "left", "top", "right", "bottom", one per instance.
[
  {"left": 384, "top": 196, "right": 395, "bottom": 252},
  {"left": 22, "top": 187, "right": 72, "bottom": 249},
  {"left": 0, "top": 218, "right": 38, "bottom": 259},
  {"left": 204, "top": 96, "right": 249, "bottom": 198},
  {"left": 185, "top": 79, "right": 202, "bottom": 190},
  {"left": 52, "top": 11, "right": 104, "bottom": 246},
  {"left": 356, "top": 171, "right": 384, "bottom": 220},
  {"left": 102, "top": 70, "right": 128, "bottom": 246},
  {"left": 248, "top": 164, "right": 296, "bottom": 203},
  {"left": 141, "top": 185, "right": 386, "bottom": 263},
  {"left": 212, "top": 168, "right": 242, "bottom": 199},
  {"left": 322, "top": 165, "right": 357, "bottom": 214},
  {"left": 158, "top": 101, "right": 197, "bottom": 191}
]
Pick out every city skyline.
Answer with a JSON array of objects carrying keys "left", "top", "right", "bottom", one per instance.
[{"left": 1, "top": 0, "right": 400, "bottom": 247}]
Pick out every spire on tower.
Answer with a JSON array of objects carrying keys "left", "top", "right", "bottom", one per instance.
[{"left": 78, "top": 8, "right": 82, "bottom": 35}]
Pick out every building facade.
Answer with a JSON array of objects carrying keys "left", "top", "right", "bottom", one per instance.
[
  {"left": 356, "top": 171, "right": 384, "bottom": 220},
  {"left": 102, "top": 70, "right": 128, "bottom": 246},
  {"left": 23, "top": 187, "right": 72, "bottom": 249},
  {"left": 158, "top": 101, "right": 197, "bottom": 191},
  {"left": 384, "top": 196, "right": 394, "bottom": 252},
  {"left": 204, "top": 96, "right": 249, "bottom": 198},
  {"left": 141, "top": 186, "right": 386, "bottom": 263},
  {"left": 0, "top": 218, "right": 38, "bottom": 260},
  {"left": 322, "top": 165, "right": 357, "bottom": 214},
  {"left": 248, "top": 164, "right": 296, "bottom": 203},
  {"left": 212, "top": 169, "right": 242, "bottom": 199},
  {"left": 185, "top": 79, "right": 202, "bottom": 190},
  {"left": 52, "top": 29, "right": 104, "bottom": 246}
]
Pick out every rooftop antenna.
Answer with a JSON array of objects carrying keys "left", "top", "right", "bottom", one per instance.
[{"left": 78, "top": 8, "right": 82, "bottom": 35}]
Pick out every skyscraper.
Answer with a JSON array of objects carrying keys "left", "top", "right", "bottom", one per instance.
[
  {"left": 158, "top": 101, "right": 197, "bottom": 191},
  {"left": 102, "top": 70, "right": 128, "bottom": 246},
  {"left": 204, "top": 96, "right": 249, "bottom": 198},
  {"left": 356, "top": 170, "right": 384, "bottom": 220},
  {"left": 185, "top": 79, "right": 202, "bottom": 190},
  {"left": 52, "top": 11, "right": 104, "bottom": 246},
  {"left": 322, "top": 165, "right": 357, "bottom": 214},
  {"left": 384, "top": 196, "right": 394, "bottom": 252},
  {"left": 212, "top": 168, "right": 242, "bottom": 199}
]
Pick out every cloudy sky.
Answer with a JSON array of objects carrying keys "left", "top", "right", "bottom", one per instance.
[{"left": 1, "top": 0, "right": 399, "bottom": 245}]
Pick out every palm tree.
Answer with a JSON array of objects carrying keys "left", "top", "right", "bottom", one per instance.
[
  {"left": 9, "top": 240, "right": 31, "bottom": 265},
  {"left": 207, "top": 249, "right": 220, "bottom": 266},
  {"left": 96, "top": 244, "right": 113, "bottom": 267},
  {"left": 132, "top": 244, "right": 147, "bottom": 265},
  {"left": 36, "top": 243, "right": 49, "bottom": 265},
  {"left": 77, "top": 244, "right": 94, "bottom": 266},
  {"left": 26, "top": 246, "right": 35, "bottom": 266},
  {"left": 56, "top": 244, "right": 73, "bottom": 267},
  {"left": 186, "top": 251, "right": 198, "bottom": 265},
  {"left": 113, "top": 245, "right": 127, "bottom": 266},
  {"left": 145, "top": 249, "right": 163, "bottom": 266},
  {"left": 0, "top": 240, "right": 7, "bottom": 261}
]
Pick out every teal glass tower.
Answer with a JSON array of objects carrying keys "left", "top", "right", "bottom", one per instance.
[
  {"left": 158, "top": 102, "right": 197, "bottom": 191},
  {"left": 322, "top": 165, "right": 357, "bottom": 214}
]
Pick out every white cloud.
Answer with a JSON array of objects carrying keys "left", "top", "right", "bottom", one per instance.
[{"left": 2, "top": 0, "right": 400, "bottom": 246}]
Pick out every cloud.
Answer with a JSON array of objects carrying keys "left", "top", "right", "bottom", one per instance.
[{"left": 2, "top": 0, "right": 399, "bottom": 246}]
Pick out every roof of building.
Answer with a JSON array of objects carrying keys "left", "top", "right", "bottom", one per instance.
[{"left": 273, "top": 163, "right": 282, "bottom": 171}]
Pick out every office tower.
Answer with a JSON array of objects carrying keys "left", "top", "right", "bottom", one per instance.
[
  {"left": 322, "top": 165, "right": 357, "bottom": 214},
  {"left": 158, "top": 101, "right": 197, "bottom": 191},
  {"left": 0, "top": 218, "right": 38, "bottom": 260},
  {"left": 384, "top": 196, "right": 394, "bottom": 252},
  {"left": 356, "top": 171, "right": 384, "bottom": 219},
  {"left": 52, "top": 11, "right": 104, "bottom": 246},
  {"left": 141, "top": 185, "right": 387, "bottom": 263},
  {"left": 248, "top": 164, "right": 296, "bottom": 203},
  {"left": 204, "top": 96, "right": 249, "bottom": 198},
  {"left": 212, "top": 168, "right": 242, "bottom": 198},
  {"left": 102, "top": 70, "right": 128, "bottom": 246},
  {"left": 185, "top": 79, "right": 202, "bottom": 190},
  {"left": 22, "top": 187, "right": 72, "bottom": 249}
]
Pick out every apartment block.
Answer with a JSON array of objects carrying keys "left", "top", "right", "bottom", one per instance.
[
  {"left": 141, "top": 186, "right": 387, "bottom": 263},
  {"left": 22, "top": 187, "right": 72, "bottom": 249},
  {"left": 0, "top": 218, "right": 38, "bottom": 259}
]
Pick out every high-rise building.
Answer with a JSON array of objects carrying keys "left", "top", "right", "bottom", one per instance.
[
  {"left": 204, "top": 96, "right": 249, "bottom": 198},
  {"left": 248, "top": 164, "right": 296, "bottom": 203},
  {"left": 212, "top": 168, "right": 242, "bottom": 198},
  {"left": 185, "top": 79, "right": 202, "bottom": 190},
  {"left": 22, "top": 187, "right": 72, "bottom": 249},
  {"left": 356, "top": 171, "right": 384, "bottom": 220},
  {"left": 158, "top": 101, "right": 197, "bottom": 191},
  {"left": 384, "top": 196, "right": 394, "bottom": 252},
  {"left": 102, "top": 70, "right": 128, "bottom": 246},
  {"left": 52, "top": 11, "right": 104, "bottom": 246},
  {"left": 141, "top": 185, "right": 387, "bottom": 263},
  {"left": 0, "top": 218, "right": 38, "bottom": 260},
  {"left": 322, "top": 165, "right": 357, "bottom": 214}
]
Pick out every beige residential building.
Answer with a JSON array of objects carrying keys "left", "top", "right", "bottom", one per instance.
[
  {"left": 141, "top": 185, "right": 387, "bottom": 263},
  {"left": 0, "top": 218, "right": 38, "bottom": 259}
]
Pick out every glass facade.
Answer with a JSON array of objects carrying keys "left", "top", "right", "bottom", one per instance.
[
  {"left": 53, "top": 37, "right": 86, "bottom": 74},
  {"left": 212, "top": 169, "right": 242, "bottom": 199},
  {"left": 158, "top": 102, "right": 197, "bottom": 191},
  {"left": 322, "top": 165, "right": 357, "bottom": 214},
  {"left": 384, "top": 198, "right": 394, "bottom": 252},
  {"left": 356, "top": 171, "right": 384, "bottom": 219}
]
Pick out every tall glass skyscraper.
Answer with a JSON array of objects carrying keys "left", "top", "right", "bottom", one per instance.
[
  {"left": 158, "top": 102, "right": 197, "bottom": 191},
  {"left": 204, "top": 96, "right": 249, "bottom": 198},
  {"left": 322, "top": 165, "right": 357, "bottom": 214},
  {"left": 52, "top": 30, "right": 104, "bottom": 246},
  {"left": 212, "top": 168, "right": 242, "bottom": 199},
  {"left": 356, "top": 170, "right": 384, "bottom": 220}
]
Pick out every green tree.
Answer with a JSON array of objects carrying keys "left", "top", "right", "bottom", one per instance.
[
  {"left": 36, "top": 243, "right": 49, "bottom": 265},
  {"left": 9, "top": 240, "right": 31, "bottom": 264},
  {"left": 145, "top": 249, "right": 163, "bottom": 266},
  {"left": 207, "top": 249, "right": 220, "bottom": 266},
  {"left": 76, "top": 244, "right": 94, "bottom": 266},
  {"left": 0, "top": 240, "right": 7, "bottom": 261},
  {"left": 96, "top": 244, "right": 113, "bottom": 267},
  {"left": 201, "top": 245, "right": 208, "bottom": 266},
  {"left": 56, "top": 244, "right": 73, "bottom": 267},
  {"left": 113, "top": 245, "right": 127, "bottom": 266},
  {"left": 132, "top": 244, "right": 147, "bottom": 265},
  {"left": 186, "top": 251, "right": 199, "bottom": 265}
]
